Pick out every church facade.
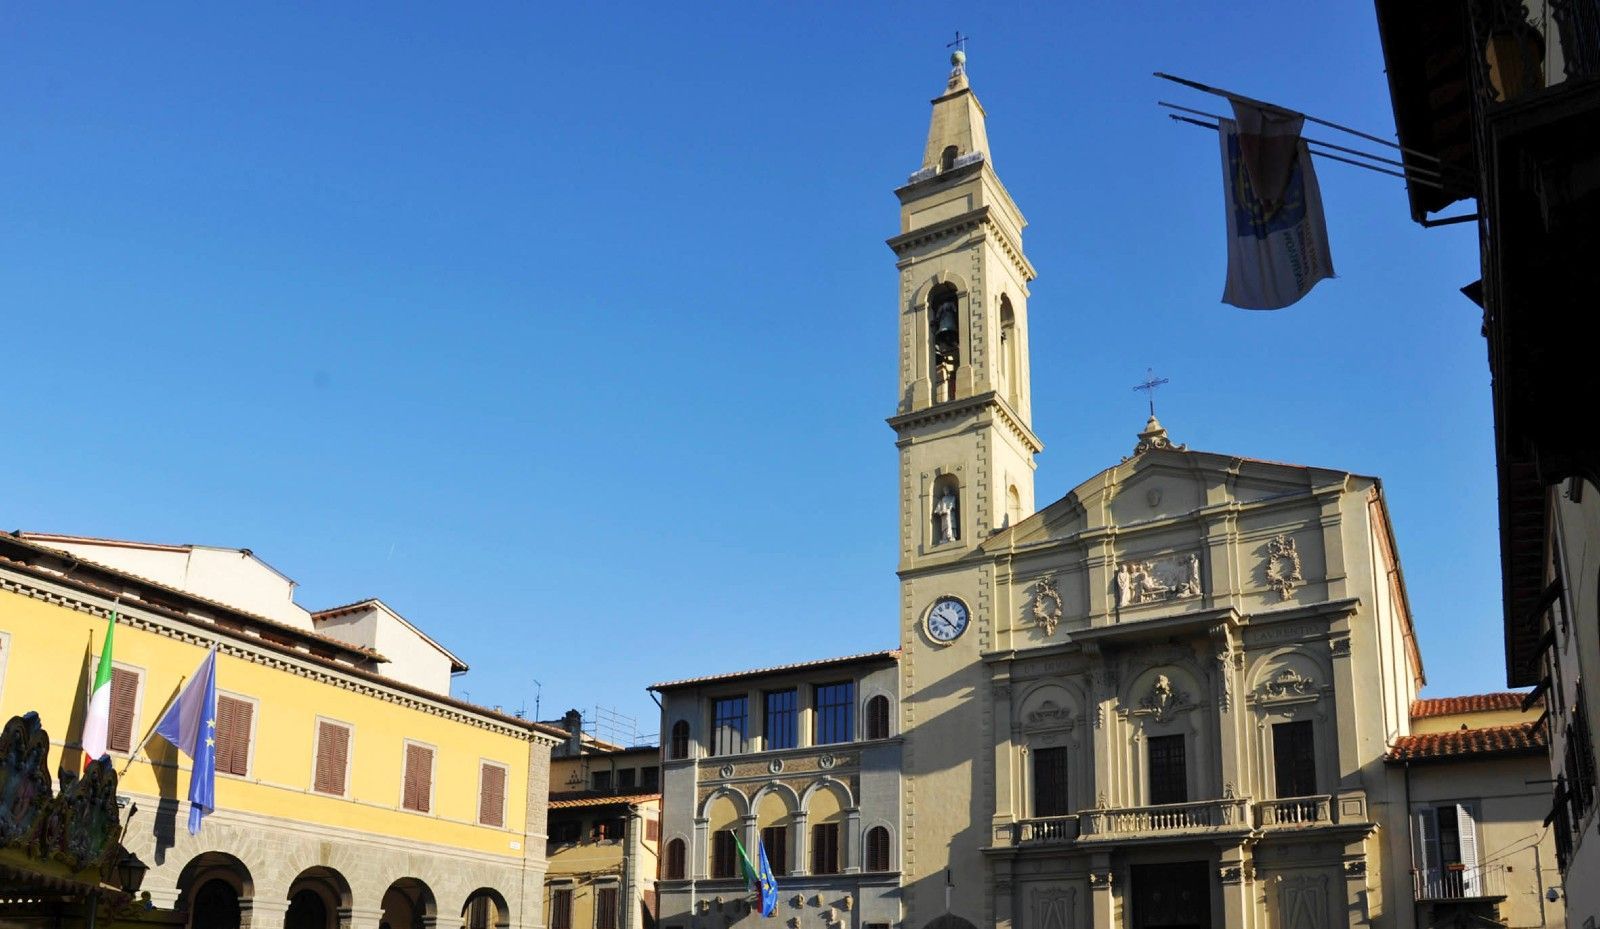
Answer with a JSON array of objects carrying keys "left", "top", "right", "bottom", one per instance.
[{"left": 653, "top": 54, "right": 1561, "bottom": 929}]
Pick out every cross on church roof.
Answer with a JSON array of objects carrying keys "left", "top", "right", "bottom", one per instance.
[
  {"left": 946, "top": 31, "right": 970, "bottom": 55},
  {"left": 1133, "top": 368, "right": 1170, "bottom": 417}
]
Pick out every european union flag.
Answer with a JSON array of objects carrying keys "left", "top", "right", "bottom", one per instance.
[
  {"left": 733, "top": 833, "right": 780, "bottom": 918},
  {"left": 754, "top": 837, "right": 779, "bottom": 918},
  {"left": 154, "top": 647, "right": 218, "bottom": 835}
]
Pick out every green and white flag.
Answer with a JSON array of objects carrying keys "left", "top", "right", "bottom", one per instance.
[{"left": 82, "top": 615, "right": 116, "bottom": 761}]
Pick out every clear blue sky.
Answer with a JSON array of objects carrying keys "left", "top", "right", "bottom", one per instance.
[{"left": 2, "top": 3, "right": 1494, "bottom": 739}]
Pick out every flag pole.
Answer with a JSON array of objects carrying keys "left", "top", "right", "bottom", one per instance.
[
  {"left": 119, "top": 675, "right": 188, "bottom": 776},
  {"left": 1157, "top": 101, "right": 1441, "bottom": 178},
  {"left": 1165, "top": 114, "right": 1440, "bottom": 187},
  {"left": 1154, "top": 71, "right": 1432, "bottom": 157}
]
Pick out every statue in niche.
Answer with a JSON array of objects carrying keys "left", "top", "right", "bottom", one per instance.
[
  {"left": 934, "top": 354, "right": 957, "bottom": 403},
  {"left": 1114, "top": 563, "right": 1133, "bottom": 608},
  {"left": 1178, "top": 553, "right": 1203, "bottom": 598},
  {"left": 933, "top": 486, "right": 960, "bottom": 543}
]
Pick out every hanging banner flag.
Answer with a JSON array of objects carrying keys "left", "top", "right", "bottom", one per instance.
[
  {"left": 82, "top": 615, "right": 117, "bottom": 762},
  {"left": 1218, "top": 102, "right": 1334, "bottom": 310},
  {"left": 155, "top": 647, "right": 219, "bottom": 835}
]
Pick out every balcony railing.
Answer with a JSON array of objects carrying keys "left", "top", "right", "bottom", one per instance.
[
  {"left": 1414, "top": 863, "right": 1509, "bottom": 901},
  {"left": 1256, "top": 795, "right": 1332, "bottom": 828},
  {"left": 1013, "top": 815, "right": 1080, "bottom": 844},
  {"left": 1079, "top": 798, "right": 1251, "bottom": 839}
]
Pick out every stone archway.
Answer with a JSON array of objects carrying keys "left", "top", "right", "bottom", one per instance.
[
  {"left": 381, "top": 877, "right": 437, "bottom": 929},
  {"left": 285, "top": 866, "right": 351, "bottom": 929},
  {"left": 462, "top": 888, "right": 510, "bottom": 929},
  {"left": 176, "top": 851, "right": 254, "bottom": 929}
]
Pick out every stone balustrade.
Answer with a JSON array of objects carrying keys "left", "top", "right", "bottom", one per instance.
[
  {"left": 1255, "top": 795, "right": 1333, "bottom": 827},
  {"left": 1078, "top": 797, "right": 1252, "bottom": 839},
  {"left": 1012, "top": 815, "right": 1080, "bottom": 844}
]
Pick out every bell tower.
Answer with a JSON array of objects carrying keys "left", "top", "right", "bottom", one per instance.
[{"left": 887, "top": 50, "right": 1041, "bottom": 573}]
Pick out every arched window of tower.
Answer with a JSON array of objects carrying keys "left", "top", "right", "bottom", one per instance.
[
  {"left": 1006, "top": 485, "right": 1022, "bottom": 529},
  {"left": 929, "top": 284, "right": 960, "bottom": 404},
  {"left": 940, "top": 145, "right": 958, "bottom": 172},
  {"left": 999, "top": 295, "right": 1018, "bottom": 407}
]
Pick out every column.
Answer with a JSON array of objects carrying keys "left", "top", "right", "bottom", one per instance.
[
  {"left": 1211, "top": 623, "right": 1245, "bottom": 801},
  {"left": 1342, "top": 840, "right": 1372, "bottom": 929},
  {"left": 844, "top": 808, "right": 862, "bottom": 873},
  {"left": 992, "top": 861, "right": 1015, "bottom": 929},
  {"left": 1087, "top": 851, "right": 1114, "bottom": 929},
  {"left": 241, "top": 897, "right": 288, "bottom": 929},
  {"left": 1217, "top": 845, "right": 1255, "bottom": 929},
  {"left": 792, "top": 811, "right": 810, "bottom": 876},
  {"left": 693, "top": 818, "right": 710, "bottom": 879}
]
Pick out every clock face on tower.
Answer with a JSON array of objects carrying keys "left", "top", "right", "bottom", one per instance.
[{"left": 924, "top": 597, "right": 970, "bottom": 644}]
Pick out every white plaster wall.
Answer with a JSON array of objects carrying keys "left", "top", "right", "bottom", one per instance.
[{"left": 39, "top": 541, "right": 312, "bottom": 630}]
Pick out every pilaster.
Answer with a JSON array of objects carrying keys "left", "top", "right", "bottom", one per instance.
[
  {"left": 1087, "top": 853, "right": 1115, "bottom": 929},
  {"left": 1217, "top": 847, "right": 1256, "bottom": 929},
  {"left": 242, "top": 898, "right": 289, "bottom": 929}
]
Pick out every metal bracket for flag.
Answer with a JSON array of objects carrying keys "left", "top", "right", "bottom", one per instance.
[{"left": 1154, "top": 72, "right": 1473, "bottom": 192}]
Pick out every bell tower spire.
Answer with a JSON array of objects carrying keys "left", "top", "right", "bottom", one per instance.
[{"left": 887, "top": 52, "right": 1041, "bottom": 572}]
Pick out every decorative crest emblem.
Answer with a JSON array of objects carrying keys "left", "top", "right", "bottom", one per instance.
[
  {"left": 1032, "top": 575, "right": 1064, "bottom": 635},
  {"left": 1266, "top": 534, "right": 1304, "bottom": 600}
]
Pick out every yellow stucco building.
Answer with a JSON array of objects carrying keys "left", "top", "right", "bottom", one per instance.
[
  {"left": 0, "top": 531, "right": 561, "bottom": 929},
  {"left": 544, "top": 712, "right": 661, "bottom": 929}
]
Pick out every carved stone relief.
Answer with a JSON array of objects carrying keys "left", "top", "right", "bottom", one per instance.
[
  {"left": 1266, "top": 535, "right": 1305, "bottom": 600},
  {"left": 1031, "top": 574, "right": 1064, "bottom": 635},
  {"left": 1258, "top": 668, "right": 1314, "bottom": 701},
  {"left": 1032, "top": 887, "right": 1076, "bottom": 929},
  {"left": 1025, "top": 700, "right": 1075, "bottom": 731},
  {"left": 1115, "top": 552, "right": 1203, "bottom": 607},
  {"left": 1131, "top": 674, "right": 1192, "bottom": 722}
]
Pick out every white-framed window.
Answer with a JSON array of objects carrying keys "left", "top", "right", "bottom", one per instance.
[
  {"left": 401, "top": 739, "right": 436, "bottom": 813},
  {"left": 478, "top": 759, "right": 509, "bottom": 827},
  {"left": 0, "top": 630, "right": 12, "bottom": 707},
  {"left": 311, "top": 717, "right": 353, "bottom": 797},
  {"left": 90, "top": 657, "right": 145, "bottom": 757},
  {"left": 214, "top": 691, "right": 258, "bottom": 778},
  {"left": 1414, "top": 803, "right": 1482, "bottom": 897}
]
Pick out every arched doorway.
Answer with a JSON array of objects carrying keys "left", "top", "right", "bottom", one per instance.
[
  {"left": 381, "top": 877, "right": 436, "bottom": 929},
  {"left": 461, "top": 888, "right": 510, "bottom": 929},
  {"left": 285, "top": 866, "right": 351, "bottom": 929},
  {"left": 176, "top": 851, "right": 253, "bottom": 929}
]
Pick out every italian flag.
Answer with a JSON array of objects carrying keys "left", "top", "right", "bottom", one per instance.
[{"left": 82, "top": 615, "right": 116, "bottom": 761}]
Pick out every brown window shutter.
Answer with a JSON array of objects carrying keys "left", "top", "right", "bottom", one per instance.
[
  {"left": 315, "top": 721, "right": 350, "bottom": 795},
  {"left": 479, "top": 763, "right": 506, "bottom": 827},
  {"left": 215, "top": 695, "right": 252, "bottom": 776},
  {"left": 404, "top": 744, "right": 433, "bottom": 812},
  {"left": 106, "top": 666, "right": 139, "bottom": 754}
]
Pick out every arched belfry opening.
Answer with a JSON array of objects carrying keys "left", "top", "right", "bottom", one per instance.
[
  {"left": 940, "top": 145, "right": 958, "bottom": 172},
  {"left": 929, "top": 284, "right": 960, "bottom": 404},
  {"left": 999, "top": 295, "right": 1018, "bottom": 407}
]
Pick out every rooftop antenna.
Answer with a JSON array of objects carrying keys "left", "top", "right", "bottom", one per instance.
[{"left": 532, "top": 679, "right": 543, "bottom": 721}]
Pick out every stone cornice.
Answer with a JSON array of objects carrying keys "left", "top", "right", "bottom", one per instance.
[
  {"left": 886, "top": 205, "right": 1036, "bottom": 283},
  {"left": 0, "top": 568, "right": 559, "bottom": 744},
  {"left": 886, "top": 390, "right": 1043, "bottom": 454}
]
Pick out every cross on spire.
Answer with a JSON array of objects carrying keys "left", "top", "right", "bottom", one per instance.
[
  {"left": 1133, "top": 368, "right": 1169, "bottom": 417},
  {"left": 946, "top": 31, "right": 970, "bottom": 55}
]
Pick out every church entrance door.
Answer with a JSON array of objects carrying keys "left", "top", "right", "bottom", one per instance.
[{"left": 1130, "top": 862, "right": 1211, "bottom": 929}]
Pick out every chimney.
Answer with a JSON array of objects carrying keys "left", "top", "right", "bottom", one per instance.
[{"left": 562, "top": 708, "right": 584, "bottom": 755}]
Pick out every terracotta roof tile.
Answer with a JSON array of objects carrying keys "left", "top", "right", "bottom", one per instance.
[
  {"left": 549, "top": 792, "right": 661, "bottom": 809},
  {"left": 1387, "top": 723, "right": 1546, "bottom": 762},
  {"left": 1411, "top": 692, "right": 1537, "bottom": 719},
  {"left": 649, "top": 649, "right": 900, "bottom": 691}
]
